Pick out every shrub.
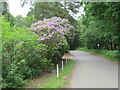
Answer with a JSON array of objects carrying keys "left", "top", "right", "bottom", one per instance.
[
  {"left": 105, "top": 50, "right": 119, "bottom": 58},
  {"left": 30, "top": 17, "right": 74, "bottom": 47},
  {"left": 30, "top": 17, "right": 74, "bottom": 64},
  {"left": 2, "top": 16, "right": 75, "bottom": 88},
  {"left": 2, "top": 17, "right": 50, "bottom": 88}
]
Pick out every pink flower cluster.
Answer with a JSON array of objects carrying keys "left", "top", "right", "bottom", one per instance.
[{"left": 30, "top": 17, "right": 75, "bottom": 47}]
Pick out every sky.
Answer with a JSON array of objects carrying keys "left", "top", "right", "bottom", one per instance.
[
  {"left": 71, "top": 7, "right": 85, "bottom": 20},
  {"left": 8, "top": 0, "right": 31, "bottom": 17},
  {"left": 8, "top": 0, "right": 85, "bottom": 19}
]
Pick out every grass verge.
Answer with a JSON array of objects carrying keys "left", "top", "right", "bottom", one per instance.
[
  {"left": 24, "top": 60, "right": 74, "bottom": 88},
  {"left": 77, "top": 47, "right": 119, "bottom": 62},
  {"left": 43, "top": 60, "right": 74, "bottom": 88}
]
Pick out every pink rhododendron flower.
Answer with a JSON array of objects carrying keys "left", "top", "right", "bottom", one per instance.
[
  {"left": 39, "top": 28, "right": 42, "bottom": 30},
  {"left": 39, "top": 36, "right": 45, "bottom": 40},
  {"left": 44, "top": 34, "right": 47, "bottom": 36},
  {"left": 61, "top": 32, "right": 65, "bottom": 35},
  {"left": 62, "top": 36, "right": 65, "bottom": 38},
  {"left": 41, "top": 38, "right": 45, "bottom": 40},
  {"left": 30, "top": 16, "right": 75, "bottom": 47},
  {"left": 39, "top": 36, "right": 43, "bottom": 39},
  {"left": 34, "top": 28, "right": 37, "bottom": 30},
  {"left": 51, "top": 25, "right": 56, "bottom": 29},
  {"left": 49, "top": 34, "right": 52, "bottom": 37},
  {"left": 34, "top": 32, "right": 37, "bottom": 34}
]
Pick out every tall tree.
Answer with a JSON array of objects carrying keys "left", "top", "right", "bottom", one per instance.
[
  {"left": 1, "top": 2, "right": 8, "bottom": 15},
  {"left": 26, "top": 2, "right": 82, "bottom": 49},
  {"left": 1, "top": 2, "right": 15, "bottom": 26},
  {"left": 77, "top": 2, "right": 120, "bottom": 50},
  {"left": 27, "top": 2, "right": 80, "bottom": 25}
]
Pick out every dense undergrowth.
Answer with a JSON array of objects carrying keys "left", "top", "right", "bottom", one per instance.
[
  {"left": 24, "top": 60, "right": 74, "bottom": 88},
  {"left": 2, "top": 17, "right": 74, "bottom": 88}
]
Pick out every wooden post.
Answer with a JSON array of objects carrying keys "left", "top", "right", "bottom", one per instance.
[
  {"left": 57, "top": 64, "right": 59, "bottom": 78},
  {"left": 62, "top": 60, "right": 63, "bottom": 71}
]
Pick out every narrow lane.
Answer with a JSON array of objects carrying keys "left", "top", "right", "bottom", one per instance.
[{"left": 69, "top": 50, "right": 118, "bottom": 88}]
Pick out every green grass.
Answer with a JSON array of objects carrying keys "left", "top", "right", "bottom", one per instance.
[
  {"left": 77, "top": 47, "right": 119, "bottom": 62},
  {"left": 43, "top": 60, "right": 74, "bottom": 88},
  {"left": 24, "top": 60, "right": 74, "bottom": 88}
]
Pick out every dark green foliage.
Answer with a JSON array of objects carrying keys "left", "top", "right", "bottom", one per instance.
[
  {"left": 1, "top": 2, "right": 8, "bottom": 15},
  {"left": 77, "top": 2, "right": 120, "bottom": 51},
  {"left": 1, "top": 1, "right": 76, "bottom": 88},
  {"left": 105, "top": 50, "right": 120, "bottom": 58},
  {"left": 26, "top": 2, "right": 81, "bottom": 49},
  {"left": 14, "top": 15, "right": 35, "bottom": 27},
  {"left": 27, "top": 2, "right": 80, "bottom": 26},
  {"left": 69, "top": 31, "right": 81, "bottom": 50},
  {"left": 2, "top": 15, "right": 70, "bottom": 88},
  {"left": 1, "top": 2, "right": 16, "bottom": 26},
  {"left": 2, "top": 18, "right": 49, "bottom": 88}
]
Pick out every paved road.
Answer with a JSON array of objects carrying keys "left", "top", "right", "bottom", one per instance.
[{"left": 69, "top": 50, "right": 118, "bottom": 88}]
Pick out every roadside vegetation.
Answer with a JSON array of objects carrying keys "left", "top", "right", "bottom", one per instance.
[
  {"left": 77, "top": 48, "right": 119, "bottom": 62},
  {"left": 43, "top": 60, "right": 74, "bottom": 88},
  {"left": 23, "top": 60, "right": 74, "bottom": 88},
  {"left": 1, "top": 2, "right": 78, "bottom": 88},
  {"left": 1, "top": 1, "right": 120, "bottom": 88},
  {"left": 2, "top": 16, "right": 74, "bottom": 88},
  {"left": 76, "top": 2, "right": 120, "bottom": 62}
]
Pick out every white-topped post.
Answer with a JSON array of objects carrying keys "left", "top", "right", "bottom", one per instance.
[
  {"left": 57, "top": 64, "right": 59, "bottom": 78},
  {"left": 62, "top": 60, "right": 63, "bottom": 71}
]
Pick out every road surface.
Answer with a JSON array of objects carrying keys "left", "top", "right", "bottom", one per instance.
[{"left": 69, "top": 50, "right": 118, "bottom": 88}]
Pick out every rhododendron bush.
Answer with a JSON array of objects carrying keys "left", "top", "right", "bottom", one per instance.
[
  {"left": 30, "top": 17, "right": 75, "bottom": 47},
  {"left": 2, "top": 16, "right": 75, "bottom": 88}
]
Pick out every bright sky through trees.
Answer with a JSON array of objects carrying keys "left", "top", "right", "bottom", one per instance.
[
  {"left": 8, "top": 0, "right": 31, "bottom": 17},
  {"left": 8, "top": 0, "right": 85, "bottom": 19}
]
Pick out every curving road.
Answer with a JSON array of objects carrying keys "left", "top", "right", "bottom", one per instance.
[{"left": 69, "top": 50, "right": 118, "bottom": 88}]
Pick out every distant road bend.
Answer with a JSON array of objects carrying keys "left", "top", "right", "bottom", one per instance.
[{"left": 69, "top": 50, "right": 118, "bottom": 88}]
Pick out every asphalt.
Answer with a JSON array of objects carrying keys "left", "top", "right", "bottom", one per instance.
[{"left": 69, "top": 50, "right": 118, "bottom": 88}]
